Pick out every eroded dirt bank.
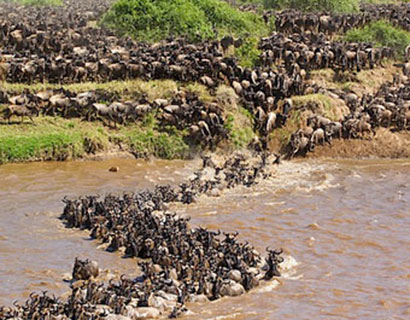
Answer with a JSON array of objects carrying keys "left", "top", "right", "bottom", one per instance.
[{"left": 306, "top": 129, "right": 410, "bottom": 159}]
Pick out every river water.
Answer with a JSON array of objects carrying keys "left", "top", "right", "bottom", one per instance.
[{"left": 0, "top": 158, "right": 409, "bottom": 319}]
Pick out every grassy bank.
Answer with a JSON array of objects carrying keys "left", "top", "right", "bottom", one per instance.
[
  {"left": 100, "top": 0, "right": 270, "bottom": 42},
  {"left": 0, "top": 81, "right": 255, "bottom": 164},
  {"left": 0, "top": 116, "right": 191, "bottom": 164},
  {"left": 268, "top": 93, "right": 349, "bottom": 152},
  {"left": 0, "top": 79, "right": 182, "bottom": 100},
  {"left": 238, "top": 0, "right": 408, "bottom": 11},
  {"left": 344, "top": 20, "right": 410, "bottom": 57}
]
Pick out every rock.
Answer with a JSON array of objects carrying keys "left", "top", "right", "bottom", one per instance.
[
  {"left": 220, "top": 280, "right": 245, "bottom": 297},
  {"left": 228, "top": 269, "right": 242, "bottom": 282},
  {"left": 109, "top": 166, "right": 120, "bottom": 172}
]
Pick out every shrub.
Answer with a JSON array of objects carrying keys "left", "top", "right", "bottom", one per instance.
[
  {"left": 344, "top": 20, "right": 410, "bottom": 56},
  {"left": 234, "top": 37, "right": 261, "bottom": 67},
  {"left": 101, "top": 0, "right": 270, "bottom": 42}
]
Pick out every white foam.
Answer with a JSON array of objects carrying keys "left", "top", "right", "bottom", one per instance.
[
  {"left": 256, "top": 279, "right": 281, "bottom": 293},
  {"left": 279, "top": 255, "right": 299, "bottom": 278}
]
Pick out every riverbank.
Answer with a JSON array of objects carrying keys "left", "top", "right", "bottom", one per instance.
[
  {"left": 1, "top": 115, "right": 408, "bottom": 166},
  {"left": 0, "top": 116, "right": 193, "bottom": 164},
  {"left": 307, "top": 129, "right": 410, "bottom": 159},
  {"left": 0, "top": 79, "right": 255, "bottom": 164},
  {"left": 0, "top": 65, "right": 408, "bottom": 165}
]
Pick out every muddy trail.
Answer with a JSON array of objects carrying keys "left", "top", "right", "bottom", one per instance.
[{"left": 0, "top": 158, "right": 409, "bottom": 319}]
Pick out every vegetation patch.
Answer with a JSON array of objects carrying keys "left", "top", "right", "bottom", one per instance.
[
  {"left": 224, "top": 107, "right": 254, "bottom": 149},
  {"left": 344, "top": 20, "right": 410, "bottom": 57},
  {"left": 262, "top": 0, "right": 359, "bottom": 12},
  {"left": 310, "top": 62, "right": 400, "bottom": 95},
  {"left": 0, "top": 80, "right": 180, "bottom": 101},
  {"left": 234, "top": 37, "right": 262, "bottom": 68},
  {"left": 113, "top": 114, "right": 190, "bottom": 159},
  {"left": 0, "top": 117, "right": 98, "bottom": 164},
  {"left": 100, "top": 0, "right": 269, "bottom": 42},
  {"left": 269, "top": 94, "right": 349, "bottom": 152},
  {"left": 0, "top": 116, "right": 192, "bottom": 164},
  {"left": 214, "top": 85, "right": 254, "bottom": 149},
  {"left": 292, "top": 94, "right": 348, "bottom": 121}
]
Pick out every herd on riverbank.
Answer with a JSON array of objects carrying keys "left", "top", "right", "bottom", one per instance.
[
  {"left": 0, "top": 0, "right": 410, "bottom": 318},
  {"left": 1, "top": 1, "right": 409, "bottom": 161}
]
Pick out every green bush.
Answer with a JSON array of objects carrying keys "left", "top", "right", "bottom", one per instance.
[
  {"left": 262, "top": 0, "right": 359, "bottom": 12},
  {"left": 101, "top": 0, "right": 270, "bottom": 42},
  {"left": 235, "top": 37, "right": 261, "bottom": 67},
  {"left": 345, "top": 20, "right": 410, "bottom": 56}
]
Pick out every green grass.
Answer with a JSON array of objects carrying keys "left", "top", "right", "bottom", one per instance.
[
  {"left": 262, "top": 0, "right": 359, "bottom": 12},
  {"left": 0, "top": 80, "right": 180, "bottom": 100},
  {"left": 239, "top": 0, "right": 409, "bottom": 12},
  {"left": 224, "top": 107, "right": 254, "bottom": 148},
  {"left": 344, "top": 20, "right": 410, "bottom": 57},
  {"left": 0, "top": 116, "right": 191, "bottom": 164},
  {"left": 234, "top": 37, "right": 262, "bottom": 68},
  {"left": 100, "top": 0, "right": 270, "bottom": 42},
  {"left": 113, "top": 114, "right": 190, "bottom": 159},
  {"left": 292, "top": 94, "right": 345, "bottom": 121},
  {"left": 0, "top": 117, "right": 97, "bottom": 164},
  {"left": 0, "top": 80, "right": 262, "bottom": 164}
]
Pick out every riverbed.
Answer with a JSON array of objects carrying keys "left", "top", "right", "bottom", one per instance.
[{"left": 0, "top": 158, "right": 409, "bottom": 319}]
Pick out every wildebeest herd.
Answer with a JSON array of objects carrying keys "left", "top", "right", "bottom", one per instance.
[
  {"left": 0, "top": 88, "right": 229, "bottom": 148},
  {"left": 1, "top": 0, "right": 409, "bottom": 156},
  {"left": 288, "top": 75, "right": 410, "bottom": 158},
  {"left": 1, "top": 0, "right": 410, "bottom": 318},
  {"left": 236, "top": 2, "right": 410, "bottom": 34},
  {"left": 0, "top": 152, "right": 286, "bottom": 319},
  {"left": 272, "top": 3, "right": 410, "bottom": 35}
]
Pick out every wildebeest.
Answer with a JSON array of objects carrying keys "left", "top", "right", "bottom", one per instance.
[{"left": 2, "top": 104, "right": 39, "bottom": 123}]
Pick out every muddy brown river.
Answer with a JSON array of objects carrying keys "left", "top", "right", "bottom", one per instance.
[{"left": 0, "top": 158, "right": 409, "bottom": 319}]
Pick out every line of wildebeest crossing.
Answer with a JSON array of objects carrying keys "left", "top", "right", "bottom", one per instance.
[
  {"left": 1, "top": 0, "right": 410, "bottom": 318},
  {"left": 1, "top": 152, "right": 288, "bottom": 319}
]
